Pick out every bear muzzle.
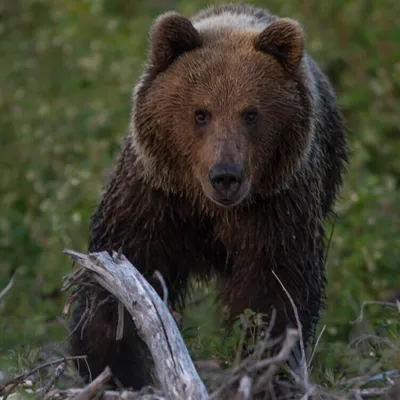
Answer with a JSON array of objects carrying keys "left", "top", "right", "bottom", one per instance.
[{"left": 208, "top": 163, "right": 247, "bottom": 206}]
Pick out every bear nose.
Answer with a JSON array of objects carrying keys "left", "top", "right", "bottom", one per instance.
[{"left": 209, "top": 164, "right": 244, "bottom": 198}]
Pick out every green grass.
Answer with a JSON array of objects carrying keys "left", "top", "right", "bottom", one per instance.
[{"left": 0, "top": 0, "right": 399, "bottom": 393}]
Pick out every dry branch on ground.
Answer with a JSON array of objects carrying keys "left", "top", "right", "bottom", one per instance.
[{"left": 62, "top": 249, "right": 209, "bottom": 400}]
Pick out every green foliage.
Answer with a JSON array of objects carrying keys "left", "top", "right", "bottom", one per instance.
[{"left": 0, "top": 0, "right": 399, "bottom": 387}]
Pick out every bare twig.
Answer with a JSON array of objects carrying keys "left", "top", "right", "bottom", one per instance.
[
  {"left": 35, "top": 298, "right": 90, "bottom": 379},
  {"left": 234, "top": 315, "right": 248, "bottom": 368},
  {"left": 0, "top": 356, "right": 87, "bottom": 397},
  {"left": 74, "top": 366, "right": 112, "bottom": 400},
  {"left": 307, "top": 324, "right": 326, "bottom": 368},
  {"left": 351, "top": 300, "right": 399, "bottom": 324},
  {"left": 1, "top": 382, "right": 20, "bottom": 400},
  {"left": 153, "top": 270, "right": 168, "bottom": 305},
  {"left": 351, "top": 387, "right": 390, "bottom": 398},
  {"left": 209, "top": 329, "right": 299, "bottom": 400},
  {"left": 251, "top": 329, "right": 299, "bottom": 372},
  {"left": 0, "top": 271, "right": 17, "bottom": 301},
  {"left": 36, "top": 361, "right": 67, "bottom": 398},
  {"left": 271, "top": 271, "right": 307, "bottom": 376},
  {"left": 235, "top": 376, "right": 252, "bottom": 400},
  {"left": 339, "top": 363, "right": 395, "bottom": 393},
  {"left": 253, "top": 329, "right": 299, "bottom": 394},
  {"left": 254, "top": 309, "right": 277, "bottom": 361},
  {"left": 348, "top": 333, "right": 395, "bottom": 350},
  {"left": 62, "top": 289, "right": 82, "bottom": 317},
  {"left": 116, "top": 300, "right": 124, "bottom": 341},
  {"left": 272, "top": 270, "right": 317, "bottom": 399}
]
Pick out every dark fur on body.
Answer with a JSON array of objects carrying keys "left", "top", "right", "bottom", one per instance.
[{"left": 69, "top": 3, "right": 347, "bottom": 389}]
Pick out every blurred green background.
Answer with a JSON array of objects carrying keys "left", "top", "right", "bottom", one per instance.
[{"left": 0, "top": 0, "right": 399, "bottom": 384}]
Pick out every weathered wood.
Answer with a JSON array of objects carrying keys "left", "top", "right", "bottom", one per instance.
[
  {"left": 63, "top": 249, "right": 209, "bottom": 400},
  {"left": 74, "top": 366, "right": 112, "bottom": 400},
  {"left": 45, "top": 387, "right": 165, "bottom": 400}
]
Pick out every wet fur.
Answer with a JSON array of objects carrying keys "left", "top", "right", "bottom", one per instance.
[{"left": 68, "top": 3, "right": 347, "bottom": 389}]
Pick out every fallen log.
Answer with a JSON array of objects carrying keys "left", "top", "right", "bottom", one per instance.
[{"left": 62, "top": 249, "right": 209, "bottom": 400}]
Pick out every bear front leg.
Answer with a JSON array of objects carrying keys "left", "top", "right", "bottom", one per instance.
[
  {"left": 68, "top": 288, "right": 154, "bottom": 389},
  {"left": 68, "top": 265, "right": 188, "bottom": 389},
  {"left": 217, "top": 262, "right": 324, "bottom": 360}
]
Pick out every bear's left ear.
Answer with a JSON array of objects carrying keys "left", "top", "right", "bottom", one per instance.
[
  {"left": 254, "top": 18, "right": 304, "bottom": 74},
  {"left": 149, "top": 11, "right": 202, "bottom": 74}
]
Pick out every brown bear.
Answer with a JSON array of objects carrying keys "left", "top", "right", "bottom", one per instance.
[{"left": 68, "top": 3, "right": 348, "bottom": 389}]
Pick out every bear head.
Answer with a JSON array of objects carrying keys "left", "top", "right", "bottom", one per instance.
[{"left": 132, "top": 10, "right": 315, "bottom": 208}]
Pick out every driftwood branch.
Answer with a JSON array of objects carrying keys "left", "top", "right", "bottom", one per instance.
[
  {"left": 63, "top": 249, "right": 209, "bottom": 400},
  {"left": 47, "top": 387, "right": 165, "bottom": 400},
  {"left": 41, "top": 366, "right": 166, "bottom": 400}
]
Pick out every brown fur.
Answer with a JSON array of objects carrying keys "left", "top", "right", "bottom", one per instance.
[{"left": 68, "top": 3, "right": 348, "bottom": 390}]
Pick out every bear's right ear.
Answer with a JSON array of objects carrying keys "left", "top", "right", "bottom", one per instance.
[{"left": 149, "top": 12, "right": 202, "bottom": 74}]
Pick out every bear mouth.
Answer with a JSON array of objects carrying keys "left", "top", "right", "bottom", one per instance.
[
  {"left": 205, "top": 184, "right": 251, "bottom": 208},
  {"left": 212, "top": 197, "right": 238, "bottom": 207}
]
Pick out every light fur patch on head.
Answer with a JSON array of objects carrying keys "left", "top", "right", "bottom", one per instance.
[{"left": 193, "top": 12, "right": 270, "bottom": 34}]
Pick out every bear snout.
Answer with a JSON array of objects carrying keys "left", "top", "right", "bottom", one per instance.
[{"left": 208, "top": 163, "right": 245, "bottom": 205}]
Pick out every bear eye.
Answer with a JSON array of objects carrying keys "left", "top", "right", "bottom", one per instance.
[
  {"left": 195, "top": 109, "right": 211, "bottom": 125},
  {"left": 243, "top": 108, "right": 259, "bottom": 125}
]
